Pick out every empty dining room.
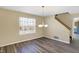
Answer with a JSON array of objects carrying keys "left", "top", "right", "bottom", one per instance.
[{"left": 0, "top": 6, "right": 79, "bottom": 53}]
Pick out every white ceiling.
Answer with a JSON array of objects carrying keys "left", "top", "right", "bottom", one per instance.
[{"left": 1, "top": 6, "right": 79, "bottom": 16}]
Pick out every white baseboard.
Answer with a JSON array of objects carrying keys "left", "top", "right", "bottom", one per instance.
[
  {"left": 53, "top": 38, "right": 70, "bottom": 44},
  {"left": 0, "top": 36, "right": 43, "bottom": 47},
  {"left": 45, "top": 37, "right": 70, "bottom": 44},
  {"left": 0, "top": 36, "right": 70, "bottom": 47}
]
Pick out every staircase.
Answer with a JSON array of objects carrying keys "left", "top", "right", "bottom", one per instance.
[{"left": 55, "top": 12, "right": 73, "bottom": 43}]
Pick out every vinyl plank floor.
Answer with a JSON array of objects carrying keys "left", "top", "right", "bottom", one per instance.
[{"left": 0, "top": 37, "right": 79, "bottom": 53}]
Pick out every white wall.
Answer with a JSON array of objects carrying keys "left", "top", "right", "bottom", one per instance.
[
  {"left": 44, "top": 16, "right": 70, "bottom": 44},
  {"left": 0, "top": 8, "right": 44, "bottom": 47},
  {"left": 0, "top": 8, "right": 72, "bottom": 47}
]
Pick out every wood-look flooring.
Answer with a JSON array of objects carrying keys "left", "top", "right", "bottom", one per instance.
[{"left": 0, "top": 37, "right": 79, "bottom": 53}]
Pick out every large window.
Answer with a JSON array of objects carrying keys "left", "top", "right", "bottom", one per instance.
[{"left": 19, "top": 17, "right": 36, "bottom": 35}]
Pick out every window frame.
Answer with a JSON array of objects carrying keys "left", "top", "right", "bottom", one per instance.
[{"left": 19, "top": 17, "right": 36, "bottom": 35}]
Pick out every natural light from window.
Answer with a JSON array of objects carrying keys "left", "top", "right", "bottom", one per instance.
[{"left": 19, "top": 17, "right": 36, "bottom": 35}]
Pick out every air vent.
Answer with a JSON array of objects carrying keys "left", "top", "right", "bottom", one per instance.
[{"left": 53, "top": 36, "right": 59, "bottom": 39}]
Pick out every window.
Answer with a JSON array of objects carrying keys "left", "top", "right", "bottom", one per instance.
[{"left": 19, "top": 17, "right": 36, "bottom": 35}]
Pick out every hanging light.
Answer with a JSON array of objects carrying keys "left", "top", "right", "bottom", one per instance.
[
  {"left": 38, "top": 6, "right": 48, "bottom": 28},
  {"left": 38, "top": 24, "right": 44, "bottom": 27},
  {"left": 44, "top": 24, "right": 48, "bottom": 27}
]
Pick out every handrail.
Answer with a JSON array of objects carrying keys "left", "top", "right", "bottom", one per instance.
[{"left": 55, "top": 12, "right": 71, "bottom": 30}]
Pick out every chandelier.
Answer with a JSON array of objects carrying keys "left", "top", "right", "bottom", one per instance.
[{"left": 38, "top": 6, "right": 48, "bottom": 28}]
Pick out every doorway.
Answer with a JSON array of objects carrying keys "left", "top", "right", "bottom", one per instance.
[{"left": 72, "top": 18, "right": 79, "bottom": 47}]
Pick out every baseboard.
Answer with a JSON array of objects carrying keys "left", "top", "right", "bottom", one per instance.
[
  {"left": 0, "top": 36, "right": 70, "bottom": 47},
  {"left": 44, "top": 37, "right": 70, "bottom": 44},
  {"left": 53, "top": 38, "right": 70, "bottom": 44},
  {"left": 0, "top": 36, "right": 43, "bottom": 47}
]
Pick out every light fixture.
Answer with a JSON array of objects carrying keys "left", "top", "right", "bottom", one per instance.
[
  {"left": 44, "top": 24, "right": 48, "bottom": 27},
  {"left": 38, "top": 24, "right": 44, "bottom": 27},
  {"left": 38, "top": 6, "right": 48, "bottom": 28}
]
